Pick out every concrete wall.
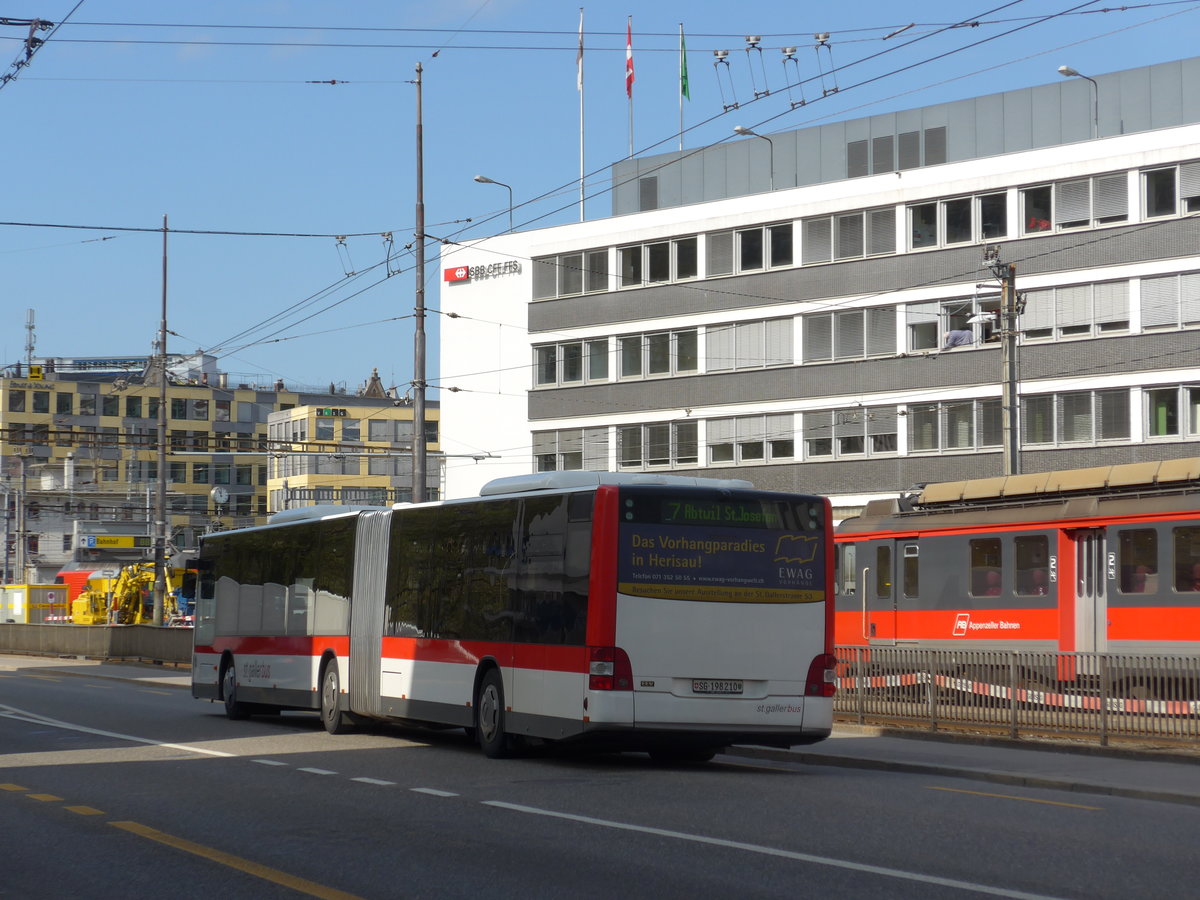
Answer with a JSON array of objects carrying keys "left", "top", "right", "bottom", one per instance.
[{"left": 0, "top": 624, "right": 192, "bottom": 664}]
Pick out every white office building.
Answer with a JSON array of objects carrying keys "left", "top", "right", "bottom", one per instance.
[{"left": 440, "top": 57, "right": 1200, "bottom": 514}]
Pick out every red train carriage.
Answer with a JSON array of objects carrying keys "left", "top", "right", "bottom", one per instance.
[{"left": 835, "top": 457, "right": 1200, "bottom": 657}]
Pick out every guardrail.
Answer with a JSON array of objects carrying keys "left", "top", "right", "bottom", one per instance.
[
  {"left": 0, "top": 623, "right": 192, "bottom": 664},
  {"left": 834, "top": 647, "right": 1200, "bottom": 746}
]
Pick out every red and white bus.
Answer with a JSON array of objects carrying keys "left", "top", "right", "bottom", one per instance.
[{"left": 192, "top": 471, "right": 836, "bottom": 760}]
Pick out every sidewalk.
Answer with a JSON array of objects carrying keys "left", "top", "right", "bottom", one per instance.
[
  {"left": 3, "top": 653, "right": 1197, "bottom": 805},
  {"left": 733, "top": 727, "right": 1200, "bottom": 808}
]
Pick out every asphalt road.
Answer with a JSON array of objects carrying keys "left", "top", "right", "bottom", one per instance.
[{"left": 1, "top": 664, "right": 1194, "bottom": 899}]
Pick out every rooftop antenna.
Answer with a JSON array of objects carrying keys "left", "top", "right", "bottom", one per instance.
[
  {"left": 25, "top": 308, "right": 35, "bottom": 367},
  {"left": 712, "top": 49, "right": 739, "bottom": 111},
  {"left": 813, "top": 33, "right": 839, "bottom": 96},
  {"left": 780, "top": 46, "right": 805, "bottom": 109},
  {"left": 743, "top": 35, "right": 770, "bottom": 100}
]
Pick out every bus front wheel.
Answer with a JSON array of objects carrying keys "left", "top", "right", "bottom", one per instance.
[{"left": 476, "top": 669, "right": 510, "bottom": 759}]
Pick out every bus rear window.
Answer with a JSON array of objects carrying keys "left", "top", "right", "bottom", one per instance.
[{"left": 620, "top": 491, "right": 824, "bottom": 531}]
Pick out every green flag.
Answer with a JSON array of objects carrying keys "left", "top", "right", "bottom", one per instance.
[{"left": 680, "top": 30, "right": 690, "bottom": 100}]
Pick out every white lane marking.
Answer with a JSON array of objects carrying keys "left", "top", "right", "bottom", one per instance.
[
  {"left": 297, "top": 767, "right": 337, "bottom": 776},
  {"left": 0, "top": 704, "right": 234, "bottom": 758},
  {"left": 483, "top": 801, "right": 1068, "bottom": 900},
  {"left": 253, "top": 759, "right": 289, "bottom": 767},
  {"left": 352, "top": 777, "right": 396, "bottom": 786},
  {"left": 411, "top": 788, "right": 458, "bottom": 797}
]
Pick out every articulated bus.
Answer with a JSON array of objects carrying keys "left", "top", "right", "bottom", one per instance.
[{"left": 192, "top": 472, "right": 836, "bottom": 760}]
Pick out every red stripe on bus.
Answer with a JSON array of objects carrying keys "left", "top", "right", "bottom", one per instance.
[
  {"left": 585, "top": 484, "right": 619, "bottom": 647},
  {"left": 198, "top": 636, "right": 351, "bottom": 656}
]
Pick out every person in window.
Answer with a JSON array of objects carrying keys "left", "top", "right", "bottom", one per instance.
[
  {"left": 942, "top": 329, "right": 974, "bottom": 350},
  {"left": 1184, "top": 562, "right": 1200, "bottom": 592},
  {"left": 983, "top": 570, "right": 1002, "bottom": 596},
  {"left": 1128, "top": 565, "right": 1153, "bottom": 593},
  {"left": 1028, "top": 567, "right": 1048, "bottom": 595}
]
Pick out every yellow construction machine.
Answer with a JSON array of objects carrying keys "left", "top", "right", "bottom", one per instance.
[{"left": 71, "top": 563, "right": 183, "bottom": 625}]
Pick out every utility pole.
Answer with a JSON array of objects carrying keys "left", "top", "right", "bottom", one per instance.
[
  {"left": 985, "top": 247, "right": 1021, "bottom": 476},
  {"left": 412, "top": 61, "right": 427, "bottom": 503},
  {"left": 153, "top": 215, "right": 169, "bottom": 626}
]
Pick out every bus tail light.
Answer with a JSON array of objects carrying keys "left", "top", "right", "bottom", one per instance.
[
  {"left": 805, "top": 653, "right": 837, "bottom": 697},
  {"left": 589, "top": 646, "right": 633, "bottom": 691}
]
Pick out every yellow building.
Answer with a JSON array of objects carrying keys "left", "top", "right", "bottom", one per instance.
[
  {"left": 267, "top": 401, "right": 442, "bottom": 510},
  {"left": 0, "top": 356, "right": 437, "bottom": 583}
]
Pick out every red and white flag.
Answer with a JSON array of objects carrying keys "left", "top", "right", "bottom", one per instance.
[{"left": 625, "top": 17, "right": 634, "bottom": 98}]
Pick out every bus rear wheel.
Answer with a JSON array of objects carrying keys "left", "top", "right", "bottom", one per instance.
[
  {"left": 222, "top": 662, "right": 250, "bottom": 720},
  {"left": 320, "top": 660, "right": 355, "bottom": 735},
  {"left": 476, "top": 669, "right": 510, "bottom": 759}
]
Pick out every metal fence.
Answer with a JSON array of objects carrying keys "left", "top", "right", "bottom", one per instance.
[{"left": 834, "top": 647, "right": 1200, "bottom": 746}]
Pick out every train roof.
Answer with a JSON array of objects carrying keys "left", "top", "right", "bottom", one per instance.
[{"left": 840, "top": 457, "right": 1200, "bottom": 533}]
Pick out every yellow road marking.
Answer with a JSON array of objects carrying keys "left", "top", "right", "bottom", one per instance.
[
  {"left": 0, "top": 783, "right": 27, "bottom": 791},
  {"left": 927, "top": 785, "right": 1103, "bottom": 810},
  {"left": 139, "top": 689, "right": 172, "bottom": 696},
  {"left": 110, "top": 822, "right": 367, "bottom": 900},
  {"left": 66, "top": 806, "right": 104, "bottom": 816},
  {"left": 27, "top": 793, "right": 63, "bottom": 802},
  {"left": 20, "top": 674, "right": 61, "bottom": 682},
  {"left": 85, "top": 683, "right": 111, "bottom": 689}
]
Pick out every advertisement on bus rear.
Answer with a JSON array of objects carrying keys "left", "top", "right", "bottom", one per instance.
[{"left": 617, "top": 522, "right": 825, "bottom": 603}]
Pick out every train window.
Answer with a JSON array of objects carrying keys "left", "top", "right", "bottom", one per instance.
[
  {"left": 838, "top": 543, "right": 857, "bottom": 594},
  {"left": 970, "top": 538, "right": 1002, "bottom": 597},
  {"left": 1014, "top": 535, "right": 1050, "bottom": 596},
  {"left": 875, "top": 545, "right": 892, "bottom": 599},
  {"left": 902, "top": 544, "right": 919, "bottom": 598},
  {"left": 1172, "top": 527, "right": 1200, "bottom": 592},
  {"left": 1118, "top": 529, "right": 1158, "bottom": 593}
]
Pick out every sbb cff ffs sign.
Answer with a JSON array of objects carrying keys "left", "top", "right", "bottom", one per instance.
[{"left": 443, "top": 260, "right": 522, "bottom": 283}]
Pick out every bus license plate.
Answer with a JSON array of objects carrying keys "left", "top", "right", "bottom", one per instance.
[{"left": 692, "top": 679, "right": 743, "bottom": 695}]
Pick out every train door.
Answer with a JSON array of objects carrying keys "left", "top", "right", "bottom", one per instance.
[
  {"left": 1071, "top": 528, "right": 1107, "bottom": 653},
  {"left": 862, "top": 541, "right": 898, "bottom": 644}
]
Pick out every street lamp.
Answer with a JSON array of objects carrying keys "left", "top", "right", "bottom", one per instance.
[
  {"left": 733, "top": 125, "right": 774, "bottom": 191},
  {"left": 473, "top": 174, "right": 513, "bottom": 233},
  {"left": 1057, "top": 65, "right": 1098, "bottom": 140}
]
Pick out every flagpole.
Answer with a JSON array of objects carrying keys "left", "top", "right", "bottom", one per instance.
[
  {"left": 678, "top": 23, "right": 684, "bottom": 152},
  {"left": 626, "top": 16, "right": 634, "bottom": 159},
  {"left": 578, "top": 8, "right": 585, "bottom": 222}
]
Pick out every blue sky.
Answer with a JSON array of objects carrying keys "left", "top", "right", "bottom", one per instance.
[{"left": 2, "top": 0, "right": 1197, "bottom": 395}]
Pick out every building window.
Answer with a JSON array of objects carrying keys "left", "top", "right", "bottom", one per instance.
[
  {"left": 56, "top": 393, "right": 72, "bottom": 415},
  {"left": 803, "top": 308, "right": 895, "bottom": 362},
  {"left": 909, "top": 399, "right": 1001, "bottom": 452},
  {"left": 708, "top": 414, "right": 793, "bottom": 465},
  {"left": 803, "top": 407, "right": 897, "bottom": 459},
  {"left": 534, "top": 428, "right": 608, "bottom": 472},
  {"left": 1020, "top": 389, "right": 1129, "bottom": 445},
  {"left": 1021, "top": 281, "right": 1130, "bottom": 341},
  {"left": 1144, "top": 167, "right": 1176, "bottom": 218},
  {"left": 169, "top": 462, "right": 187, "bottom": 483},
  {"left": 7, "top": 390, "right": 24, "bottom": 412},
  {"left": 32, "top": 391, "right": 50, "bottom": 414},
  {"left": 1140, "top": 272, "right": 1200, "bottom": 330},
  {"left": 613, "top": 329, "right": 698, "bottom": 381},
  {"left": 102, "top": 395, "right": 120, "bottom": 416},
  {"left": 705, "top": 224, "right": 792, "bottom": 276},
  {"left": 618, "top": 236, "right": 703, "bottom": 287},
  {"left": 1022, "top": 185, "right": 1052, "bottom": 233},
  {"left": 532, "top": 248, "right": 608, "bottom": 299},
  {"left": 708, "top": 318, "right": 792, "bottom": 371},
  {"left": 907, "top": 298, "right": 999, "bottom": 352},
  {"left": 126, "top": 396, "right": 142, "bottom": 418},
  {"left": 617, "top": 421, "right": 697, "bottom": 469}
]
